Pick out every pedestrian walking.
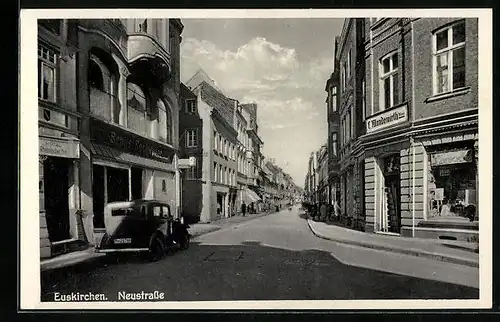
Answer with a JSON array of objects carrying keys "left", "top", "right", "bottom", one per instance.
[
  {"left": 319, "top": 202, "right": 327, "bottom": 222},
  {"left": 241, "top": 202, "right": 247, "bottom": 217}
]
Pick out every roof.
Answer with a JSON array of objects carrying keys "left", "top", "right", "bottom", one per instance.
[{"left": 199, "top": 81, "right": 235, "bottom": 127}]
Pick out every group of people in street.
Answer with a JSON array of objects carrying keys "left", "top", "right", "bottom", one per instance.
[{"left": 302, "top": 200, "right": 341, "bottom": 222}]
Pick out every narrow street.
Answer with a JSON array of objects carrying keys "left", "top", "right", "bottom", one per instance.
[{"left": 41, "top": 207, "right": 479, "bottom": 301}]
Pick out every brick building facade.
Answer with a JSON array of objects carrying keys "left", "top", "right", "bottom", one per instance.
[{"left": 362, "top": 18, "right": 478, "bottom": 241}]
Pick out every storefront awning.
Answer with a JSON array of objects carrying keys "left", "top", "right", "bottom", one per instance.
[
  {"left": 91, "top": 143, "right": 175, "bottom": 172},
  {"left": 244, "top": 187, "right": 261, "bottom": 203}
]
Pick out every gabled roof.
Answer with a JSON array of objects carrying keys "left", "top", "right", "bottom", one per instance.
[
  {"left": 185, "top": 68, "right": 223, "bottom": 93},
  {"left": 199, "top": 81, "right": 235, "bottom": 127}
]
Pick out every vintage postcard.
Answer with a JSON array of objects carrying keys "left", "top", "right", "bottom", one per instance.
[{"left": 19, "top": 8, "right": 492, "bottom": 310}]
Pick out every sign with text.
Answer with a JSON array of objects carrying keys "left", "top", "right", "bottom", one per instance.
[
  {"left": 39, "top": 136, "right": 80, "bottom": 159},
  {"left": 430, "top": 149, "right": 472, "bottom": 166},
  {"left": 90, "top": 118, "right": 175, "bottom": 163},
  {"left": 366, "top": 104, "right": 408, "bottom": 134}
]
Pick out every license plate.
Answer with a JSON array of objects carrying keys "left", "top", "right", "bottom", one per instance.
[{"left": 114, "top": 238, "right": 132, "bottom": 244}]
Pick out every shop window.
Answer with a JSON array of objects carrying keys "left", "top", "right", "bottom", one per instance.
[
  {"left": 107, "top": 167, "right": 129, "bottom": 203},
  {"left": 427, "top": 146, "right": 477, "bottom": 221},
  {"left": 379, "top": 51, "right": 399, "bottom": 110},
  {"left": 433, "top": 21, "right": 466, "bottom": 95}
]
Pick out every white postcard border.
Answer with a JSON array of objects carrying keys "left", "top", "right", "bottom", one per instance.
[{"left": 19, "top": 8, "right": 493, "bottom": 310}]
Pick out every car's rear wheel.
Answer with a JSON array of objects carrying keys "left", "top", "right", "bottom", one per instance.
[{"left": 148, "top": 237, "right": 164, "bottom": 262}]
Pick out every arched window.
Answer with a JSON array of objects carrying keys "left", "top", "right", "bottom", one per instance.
[
  {"left": 157, "top": 99, "right": 167, "bottom": 142},
  {"left": 127, "top": 82, "right": 147, "bottom": 136},
  {"left": 88, "top": 54, "right": 116, "bottom": 122},
  {"left": 88, "top": 60, "right": 104, "bottom": 90}
]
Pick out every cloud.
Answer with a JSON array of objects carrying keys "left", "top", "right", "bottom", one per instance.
[{"left": 181, "top": 36, "right": 330, "bottom": 185}]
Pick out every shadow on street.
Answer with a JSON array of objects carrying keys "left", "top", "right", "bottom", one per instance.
[{"left": 41, "top": 239, "right": 479, "bottom": 302}]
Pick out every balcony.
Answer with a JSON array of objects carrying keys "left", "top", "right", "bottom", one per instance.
[
  {"left": 78, "top": 19, "right": 128, "bottom": 54},
  {"left": 38, "top": 100, "right": 80, "bottom": 135},
  {"left": 127, "top": 33, "right": 171, "bottom": 74}
]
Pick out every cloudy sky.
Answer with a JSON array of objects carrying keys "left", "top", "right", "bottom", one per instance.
[{"left": 180, "top": 18, "right": 344, "bottom": 187}]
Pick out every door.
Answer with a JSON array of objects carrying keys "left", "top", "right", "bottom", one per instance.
[
  {"left": 92, "top": 164, "right": 105, "bottom": 229},
  {"left": 44, "top": 157, "right": 70, "bottom": 242},
  {"left": 386, "top": 174, "right": 401, "bottom": 233}
]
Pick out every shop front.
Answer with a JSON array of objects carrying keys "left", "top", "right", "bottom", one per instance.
[
  {"left": 362, "top": 103, "right": 410, "bottom": 235},
  {"left": 89, "top": 118, "right": 176, "bottom": 242},
  {"left": 406, "top": 130, "right": 479, "bottom": 242},
  {"left": 39, "top": 135, "right": 82, "bottom": 258}
]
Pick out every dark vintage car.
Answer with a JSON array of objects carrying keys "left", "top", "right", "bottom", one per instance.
[{"left": 95, "top": 199, "right": 191, "bottom": 261}]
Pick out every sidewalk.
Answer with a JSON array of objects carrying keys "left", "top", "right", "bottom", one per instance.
[
  {"left": 41, "top": 210, "right": 275, "bottom": 272},
  {"left": 307, "top": 219, "right": 479, "bottom": 268}
]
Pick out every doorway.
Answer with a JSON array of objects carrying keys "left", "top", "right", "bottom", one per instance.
[
  {"left": 92, "top": 164, "right": 105, "bottom": 228},
  {"left": 216, "top": 193, "right": 224, "bottom": 220},
  {"left": 378, "top": 154, "right": 401, "bottom": 233},
  {"left": 44, "top": 157, "right": 71, "bottom": 242}
]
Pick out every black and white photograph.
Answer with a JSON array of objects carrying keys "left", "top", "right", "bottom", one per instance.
[{"left": 19, "top": 9, "right": 492, "bottom": 310}]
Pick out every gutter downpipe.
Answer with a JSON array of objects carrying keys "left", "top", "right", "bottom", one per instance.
[
  {"left": 411, "top": 136, "right": 416, "bottom": 238},
  {"left": 410, "top": 19, "right": 416, "bottom": 238}
]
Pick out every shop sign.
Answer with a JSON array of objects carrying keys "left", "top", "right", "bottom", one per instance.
[
  {"left": 366, "top": 104, "right": 408, "bottom": 134},
  {"left": 90, "top": 118, "right": 174, "bottom": 163},
  {"left": 39, "top": 136, "right": 80, "bottom": 159},
  {"left": 430, "top": 150, "right": 471, "bottom": 166}
]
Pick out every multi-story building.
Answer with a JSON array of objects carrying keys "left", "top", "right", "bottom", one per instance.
[
  {"left": 240, "top": 103, "right": 265, "bottom": 204},
  {"left": 362, "top": 18, "right": 478, "bottom": 241},
  {"left": 336, "top": 18, "right": 367, "bottom": 229},
  {"left": 185, "top": 73, "right": 238, "bottom": 223},
  {"left": 316, "top": 144, "right": 329, "bottom": 203},
  {"left": 38, "top": 19, "right": 184, "bottom": 258},
  {"left": 305, "top": 152, "right": 318, "bottom": 203},
  {"left": 82, "top": 18, "right": 184, "bottom": 244},
  {"left": 38, "top": 19, "right": 83, "bottom": 258},
  {"left": 179, "top": 83, "right": 203, "bottom": 223},
  {"left": 325, "top": 37, "right": 341, "bottom": 210}
]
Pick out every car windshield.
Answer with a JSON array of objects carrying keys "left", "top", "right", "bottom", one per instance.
[{"left": 111, "top": 207, "right": 135, "bottom": 216}]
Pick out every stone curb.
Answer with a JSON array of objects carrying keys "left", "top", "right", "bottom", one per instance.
[{"left": 306, "top": 219, "right": 479, "bottom": 268}]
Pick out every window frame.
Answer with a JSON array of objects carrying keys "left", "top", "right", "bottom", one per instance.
[
  {"left": 432, "top": 21, "right": 467, "bottom": 95},
  {"left": 331, "top": 133, "right": 338, "bottom": 157},
  {"left": 186, "top": 128, "right": 198, "bottom": 148},
  {"left": 379, "top": 51, "right": 399, "bottom": 110},
  {"left": 38, "top": 43, "right": 58, "bottom": 103},
  {"left": 185, "top": 98, "right": 197, "bottom": 114},
  {"left": 186, "top": 158, "right": 198, "bottom": 180}
]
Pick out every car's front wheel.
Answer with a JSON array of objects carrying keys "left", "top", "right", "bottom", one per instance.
[{"left": 148, "top": 237, "right": 164, "bottom": 262}]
